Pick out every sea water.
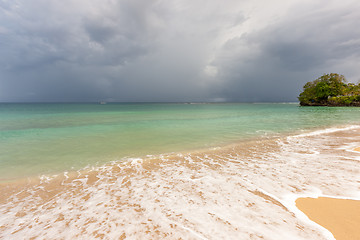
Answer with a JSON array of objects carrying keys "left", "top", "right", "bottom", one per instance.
[
  {"left": 1, "top": 102, "right": 359, "bottom": 180},
  {"left": 1, "top": 103, "right": 360, "bottom": 239}
]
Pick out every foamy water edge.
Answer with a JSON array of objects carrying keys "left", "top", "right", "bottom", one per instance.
[{"left": 1, "top": 124, "right": 360, "bottom": 239}]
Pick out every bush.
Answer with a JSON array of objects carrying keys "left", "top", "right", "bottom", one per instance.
[{"left": 298, "top": 73, "right": 358, "bottom": 106}]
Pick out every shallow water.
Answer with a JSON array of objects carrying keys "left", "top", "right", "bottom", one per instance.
[
  {"left": 1, "top": 103, "right": 360, "bottom": 180},
  {"left": 1, "top": 124, "right": 360, "bottom": 239}
]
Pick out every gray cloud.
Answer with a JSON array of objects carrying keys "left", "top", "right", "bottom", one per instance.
[
  {"left": 0, "top": 0, "right": 359, "bottom": 102},
  {"left": 211, "top": 1, "right": 360, "bottom": 102}
]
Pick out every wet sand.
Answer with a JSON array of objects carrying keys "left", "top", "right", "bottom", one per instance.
[
  {"left": 1, "top": 126, "right": 360, "bottom": 239},
  {"left": 296, "top": 197, "right": 360, "bottom": 240}
]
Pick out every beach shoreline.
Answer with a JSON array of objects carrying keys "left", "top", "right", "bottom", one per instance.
[
  {"left": 1, "top": 124, "right": 360, "bottom": 239},
  {"left": 1, "top": 123, "right": 358, "bottom": 185}
]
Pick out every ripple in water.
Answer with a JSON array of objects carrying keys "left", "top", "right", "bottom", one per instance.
[{"left": 1, "top": 125, "right": 360, "bottom": 239}]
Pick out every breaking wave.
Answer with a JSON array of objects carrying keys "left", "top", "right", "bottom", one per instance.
[{"left": 1, "top": 125, "right": 360, "bottom": 239}]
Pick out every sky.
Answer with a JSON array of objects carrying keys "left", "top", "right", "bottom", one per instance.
[{"left": 1, "top": 0, "right": 360, "bottom": 102}]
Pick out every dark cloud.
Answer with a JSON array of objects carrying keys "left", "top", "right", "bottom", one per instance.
[
  {"left": 211, "top": 1, "right": 360, "bottom": 102},
  {"left": 0, "top": 0, "right": 359, "bottom": 102}
]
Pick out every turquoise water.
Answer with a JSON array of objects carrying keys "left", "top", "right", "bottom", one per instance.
[{"left": 1, "top": 103, "right": 360, "bottom": 180}]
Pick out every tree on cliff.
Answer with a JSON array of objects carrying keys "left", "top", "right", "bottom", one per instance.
[{"left": 298, "top": 73, "right": 347, "bottom": 106}]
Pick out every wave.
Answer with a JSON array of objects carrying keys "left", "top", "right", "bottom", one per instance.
[{"left": 1, "top": 125, "right": 360, "bottom": 239}]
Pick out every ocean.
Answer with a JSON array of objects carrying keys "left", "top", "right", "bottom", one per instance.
[{"left": 1, "top": 103, "right": 360, "bottom": 239}]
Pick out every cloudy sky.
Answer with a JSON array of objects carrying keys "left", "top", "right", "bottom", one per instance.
[{"left": 1, "top": 0, "right": 360, "bottom": 102}]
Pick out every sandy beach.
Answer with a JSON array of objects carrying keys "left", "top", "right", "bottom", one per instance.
[
  {"left": 1, "top": 125, "right": 360, "bottom": 239},
  {"left": 296, "top": 197, "right": 360, "bottom": 240}
]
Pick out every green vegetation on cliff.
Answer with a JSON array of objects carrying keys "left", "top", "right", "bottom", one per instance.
[{"left": 298, "top": 73, "right": 360, "bottom": 106}]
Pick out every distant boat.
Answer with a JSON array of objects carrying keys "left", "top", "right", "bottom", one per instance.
[{"left": 100, "top": 101, "right": 107, "bottom": 105}]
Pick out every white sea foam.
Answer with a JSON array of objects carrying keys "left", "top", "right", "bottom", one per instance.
[
  {"left": 1, "top": 125, "right": 360, "bottom": 239},
  {"left": 281, "top": 193, "right": 336, "bottom": 240},
  {"left": 290, "top": 125, "right": 360, "bottom": 138}
]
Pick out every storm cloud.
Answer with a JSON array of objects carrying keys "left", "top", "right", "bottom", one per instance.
[{"left": 1, "top": 0, "right": 360, "bottom": 102}]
